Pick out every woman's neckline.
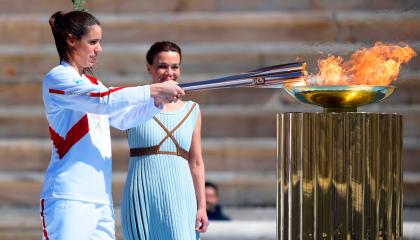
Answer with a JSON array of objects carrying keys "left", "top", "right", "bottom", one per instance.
[
  {"left": 61, "top": 61, "right": 83, "bottom": 77},
  {"left": 159, "top": 101, "right": 187, "bottom": 115}
]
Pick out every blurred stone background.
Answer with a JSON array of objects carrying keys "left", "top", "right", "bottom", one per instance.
[{"left": 0, "top": 0, "right": 419, "bottom": 239}]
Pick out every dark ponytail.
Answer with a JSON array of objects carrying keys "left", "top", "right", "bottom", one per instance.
[
  {"left": 49, "top": 11, "right": 100, "bottom": 63},
  {"left": 49, "top": 11, "right": 67, "bottom": 63}
]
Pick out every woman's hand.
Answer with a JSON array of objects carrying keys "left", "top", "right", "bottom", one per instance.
[
  {"left": 195, "top": 208, "right": 209, "bottom": 233},
  {"left": 150, "top": 80, "right": 185, "bottom": 104}
]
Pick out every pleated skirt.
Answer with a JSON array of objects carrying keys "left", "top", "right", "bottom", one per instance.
[{"left": 121, "top": 154, "right": 199, "bottom": 240}]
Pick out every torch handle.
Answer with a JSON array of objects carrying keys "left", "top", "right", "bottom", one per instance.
[
  {"left": 179, "top": 62, "right": 306, "bottom": 90},
  {"left": 180, "top": 69, "right": 306, "bottom": 92}
]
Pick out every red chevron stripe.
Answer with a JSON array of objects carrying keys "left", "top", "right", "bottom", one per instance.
[
  {"left": 49, "top": 87, "right": 126, "bottom": 97},
  {"left": 49, "top": 115, "right": 89, "bottom": 159},
  {"left": 86, "top": 75, "right": 98, "bottom": 85},
  {"left": 89, "top": 87, "right": 126, "bottom": 97},
  {"left": 40, "top": 199, "right": 49, "bottom": 240},
  {"left": 49, "top": 89, "right": 65, "bottom": 94}
]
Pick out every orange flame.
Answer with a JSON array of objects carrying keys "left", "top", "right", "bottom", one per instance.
[{"left": 309, "top": 42, "right": 416, "bottom": 86}]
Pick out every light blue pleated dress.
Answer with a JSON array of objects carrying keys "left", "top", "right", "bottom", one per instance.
[{"left": 121, "top": 101, "right": 200, "bottom": 240}]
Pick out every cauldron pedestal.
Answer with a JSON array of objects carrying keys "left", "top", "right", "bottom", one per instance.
[{"left": 277, "top": 112, "right": 402, "bottom": 239}]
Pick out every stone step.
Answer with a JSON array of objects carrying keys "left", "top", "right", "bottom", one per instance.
[
  {"left": 2, "top": 104, "right": 420, "bottom": 138},
  {"left": 0, "top": 0, "right": 417, "bottom": 14},
  {"left": 0, "top": 207, "right": 276, "bottom": 240},
  {"left": 1, "top": 71, "right": 420, "bottom": 107},
  {"left": 0, "top": 138, "right": 277, "bottom": 172},
  {"left": 0, "top": 170, "right": 276, "bottom": 207},
  {"left": 4, "top": 204, "right": 420, "bottom": 240},
  {"left": 1, "top": 137, "right": 419, "bottom": 173},
  {"left": 0, "top": 207, "right": 275, "bottom": 240},
  {"left": 3, "top": 206, "right": 420, "bottom": 230},
  {"left": 0, "top": 105, "right": 280, "bottom": 138},
  {"left": 3, "top": 222, "right": 420, "bottom": 240},
  {"left": 0, "top": 73, "right": 284, "bottom": 106},
  {"left": 1, "top": 11, "right": 420, "bottom": 46},
  {"left": 1, "top": 41, "right": 419, "bottom": 82},
  {"left": 404, "top": 172, "right": 420, "bottom": 207},
  {"left": 1, "top": 170, "right": 420, "bottom": 207},
  {"left": 2, "top": 207, "right": 420, "bottom": 240}
]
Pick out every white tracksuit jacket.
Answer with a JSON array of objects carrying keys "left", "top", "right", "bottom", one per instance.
[{"left": 41, "top": 61, "right": 160, "bottom": 204}]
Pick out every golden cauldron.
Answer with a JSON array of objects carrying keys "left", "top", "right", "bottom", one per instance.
[{"left": 283, "top": 85, "right": 395, "bottom": 112}]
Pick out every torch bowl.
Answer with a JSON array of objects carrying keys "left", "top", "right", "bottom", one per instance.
[{"left": 283, "top": 85, "right": 395, "bottom": 112}]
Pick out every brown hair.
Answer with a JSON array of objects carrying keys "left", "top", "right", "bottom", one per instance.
[
  {"left": 205, "top": 181, "right": 219, "bottom": 195},
  {"left": 49, "top": 11, "right": 100, "bottom": 63},
  {"left": 146, "top": 41, "right": 182, "bottom": 65}
]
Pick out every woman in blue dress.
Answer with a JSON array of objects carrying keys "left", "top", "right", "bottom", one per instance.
[{"left": 121, "top": 41, "right": 209, "bottom": 240}]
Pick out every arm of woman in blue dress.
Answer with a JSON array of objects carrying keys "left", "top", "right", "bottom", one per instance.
[{"left": 189, "top": 111, "right": 209, "bottom": 233}]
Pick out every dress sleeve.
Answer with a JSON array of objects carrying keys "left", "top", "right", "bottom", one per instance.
[{"left": 192, "top": 102, "right": 201, "bottom": 129}]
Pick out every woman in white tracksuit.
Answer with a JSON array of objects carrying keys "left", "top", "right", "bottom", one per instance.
[{"left": 40, "top": 11, "right": 184, "bottom": 240}]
